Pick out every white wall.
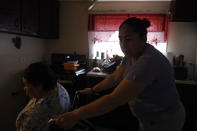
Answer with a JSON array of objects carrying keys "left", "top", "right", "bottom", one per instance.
[
  {"left": 45, "top": 1, "right": 91, "bottom": 62},
  {"left": 167, "top": 22, "right": 197, "bottom": 80},
  {"left": 0, "top": 33, "right": 46, "bottom": 130},
  {"left": 167, "top": 22, "right": 197, "bottom": 64},
  {"left": 0, "top": 2, "right": 91, "bottom": 129}
]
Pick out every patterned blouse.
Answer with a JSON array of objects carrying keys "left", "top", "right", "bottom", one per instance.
[{"left": 16, "top": 83, "right": 70, "bottom": 131}]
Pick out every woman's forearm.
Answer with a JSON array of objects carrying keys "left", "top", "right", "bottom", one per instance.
[
  {"left": 93, "top": 65, "right": 125, "bottom": 93},
  {"left": 73, "top": 93, "right": 120, "bottom": 120},
  {"left": 74, "top": 79, "right": 146, "bottom": 121},
  {"left": 92, "top": 75, "right": 117, "bottom": 93}
]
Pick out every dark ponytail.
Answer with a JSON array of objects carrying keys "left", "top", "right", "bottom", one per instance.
[{"left": 119, "top": 17, "right": 151, "bottom": 37}]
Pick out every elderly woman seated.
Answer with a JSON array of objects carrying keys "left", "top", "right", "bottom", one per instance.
[{"left": 16, "top": 62, "right": 70, "bottom": 131}]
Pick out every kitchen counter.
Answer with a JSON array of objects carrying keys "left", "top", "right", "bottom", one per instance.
[
  {"left": 175, "top": 80, "right": 197, "bottom": 85},
  {"left": 87, "top": 70, "right": 108, "bottom": 78},
  {"left": 87, "top": 70, "right": 197, "bottom": 86}
]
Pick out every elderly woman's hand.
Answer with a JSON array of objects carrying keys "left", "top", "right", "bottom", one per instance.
[
  {"left": 55, "top": 111, "right": 80, "bottom": 129},
  {"left": 79, "top": 88, "right": 93, "bottom": 95}
]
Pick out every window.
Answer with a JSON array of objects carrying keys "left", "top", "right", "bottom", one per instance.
[{"left": 88, "top": 14, "right": 168, "bottom": 59}]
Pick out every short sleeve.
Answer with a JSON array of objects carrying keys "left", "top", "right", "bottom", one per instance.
[
  {"left": 124, "top": 56, "right": 161, "bottom": 85},
  {"left": 121, "top": 57, "right": 128, "bottom": 65}
]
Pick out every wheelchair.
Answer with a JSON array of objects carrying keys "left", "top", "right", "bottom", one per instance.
[{"left": 48, "top": 91, "right": 96, "bottom": 131}]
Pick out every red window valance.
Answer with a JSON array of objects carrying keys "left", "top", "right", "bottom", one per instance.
[
  {"left": 89, "top": 14, "right": 128, "bottom": 31},
  {"left": 88, "top": 14, "right": 168, "bottom": 41}
]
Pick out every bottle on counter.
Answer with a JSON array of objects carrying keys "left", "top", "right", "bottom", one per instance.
[
  {"left": 101, "top": 52, "right": 105, "bottom": 59},
  {"left": 92, "top": 57, "right": 98, "bottom": 67},
  {"left": 106, "top": 50, "right": 109, "bottom": 58}
]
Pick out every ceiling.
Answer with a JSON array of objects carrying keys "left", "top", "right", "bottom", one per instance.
[
  {"left": 59, "top": 0, "right": 93, "bottom": 1},
  {"left": 89, "top": 0, "right": 172, "bottom": 14},
  {"left": 60, "top": 0, "right": 172, "bottom": 14}
]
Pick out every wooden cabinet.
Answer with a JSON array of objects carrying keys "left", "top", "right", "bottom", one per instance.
[
  {"left": 39, "top": 0, "right": 59, "bottom": 39},
  {"left": 176, "top": 83, "right": 197, "bottom": 131},
  {"left": 0, "top": 0, "right": 21, "bottom": 33},
  {"left": 0, "top": 0, "right": 59, "bottom": 39},
  {"left": 21, "top": 0, "right": 39, "bottom": 36},
  {"left": 170, "top": 0, "right": 197, "bottom": 22}
]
